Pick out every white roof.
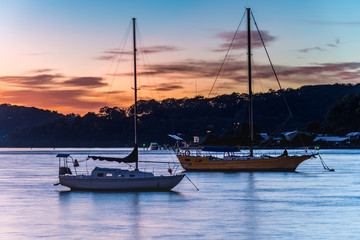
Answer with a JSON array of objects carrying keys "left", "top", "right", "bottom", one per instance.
[
  {"left": 346, "top": 132, "right": 360, "bottom": 137},
  {"left": 282, "top": 131, "right": 298, "bottom": 136},
  {"left": 313, "top": 136, "right": 349, "bottom": 142},
  {"left": 168, "top": 134, "right": 183, "bottom": 141}
]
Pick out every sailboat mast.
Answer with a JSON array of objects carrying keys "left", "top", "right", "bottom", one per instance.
[
  {"left": 132, "top": 17, "right": 139, "bottom": 171},
  {"left": 247, "top": 8, "right": 254, "bottom": 156}
]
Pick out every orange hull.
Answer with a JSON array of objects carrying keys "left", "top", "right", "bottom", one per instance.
[{"left": 177, "top": 155, "right": 313, "bottom": 172}]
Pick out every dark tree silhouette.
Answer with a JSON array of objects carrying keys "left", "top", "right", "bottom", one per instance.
[{"left": 2, "top": 83, "right": 360, "bottom": 147}]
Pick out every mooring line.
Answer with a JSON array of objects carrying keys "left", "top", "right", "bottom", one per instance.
[
  {"left": 319, "top": 154, "right": 335, "bottom": 171},
  {"left": 186, "top": 175, "right": 199, "bottom": 191}
]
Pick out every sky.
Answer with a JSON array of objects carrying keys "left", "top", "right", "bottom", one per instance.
[{"left": 0, "top": 0, "right": 360, "bottom": 115}]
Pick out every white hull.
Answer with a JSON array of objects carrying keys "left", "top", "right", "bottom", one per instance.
[
  {"left": 56, "top": 20, "right": 186, "bottom": 192},
  {"left": 59, "top": 174, "right": 184, "bottom": 191}
]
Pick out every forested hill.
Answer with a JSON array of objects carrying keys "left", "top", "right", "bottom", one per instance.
[
  {"left": 1, "top": 83, "right": 360, "bottom": 147},
  {"left": 0, "top": 104, "right": 65, "bottom": 138}
]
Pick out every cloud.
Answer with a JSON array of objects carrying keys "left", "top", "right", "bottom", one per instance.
[
  {"left": 95, "top": 45, "right": 181, "bottom": 61},
  {"left": 95, "top": 55, "right": 119, "bottom": 61},
  {"left": 26, "top": 69, "right": 55, "bottom": 74},
  {"left": 157, "top": 84, "right": 183, "bottom": 91},
  {"left": 214, "top": 30, "right": 276, "bottom": 52},
  {"left": 0, "top": 74, "right": 64, "bottom": 88},
  {"left": 139, "top": 45, "right": 182, "bottom": 54},
  {"left": 187, "top": 60, "right": 360, "bottom": 87},
  {"left": 327, "top": 44, "right": 337, "bottom": 47},
  {"left": 300, "top": 38, "right": 340, "bottom": 53},
  {"left": 1, "top": 58, "right": 360, "bottom": 115},
  {"left": 0, "top": 86, "right": 132, "bottom": 115},
  {"left": 0, "top": 72, "right": 114, "bottom": 114},
  {"left": 301, "top": 62, "right": 360, "bottom": 75},
  {"left": 0, "top": 73, "right": 107, "bottom": 89},
  {"left": 63, "top": 77, "right": 107, "bottom": 88},
  {"left": 263, "top": 62, "right": 360, "bottom": 84},
  {"left": 114, "top": 59, "right": 221, "bottom": 78},
  {"left": 1, "top": 89, "right": 92, "bottom": 110},
  {"left": 298, "top": 47, "right": 325, "bottom": 53},
  {"left": 130, "top": 59, "right": 247, "bottom": 81},
  {"left": 327, "top": 38, "right": 340, "bottom": 48},
  {"left": 106, "top": 90, "right": 126, "bottom": 95},
  {"left": 140, "top": 83, "right": 183, "bottom": 92}
]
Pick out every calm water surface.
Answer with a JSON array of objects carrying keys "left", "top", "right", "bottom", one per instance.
[{"left": 0, "top": 148, "right": 359, "bottom": 239}]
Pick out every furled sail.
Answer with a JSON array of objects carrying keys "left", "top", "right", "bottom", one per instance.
[{"left": 89, "top": 145, "right": 138, "bottom": 163}]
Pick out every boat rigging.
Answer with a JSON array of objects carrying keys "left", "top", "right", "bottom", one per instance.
[
  {"left": 172, "top": 8, "right": 323, "bottom": 172},
  {"left": 55, "top": 18, "right": 185, "bottom": 191}
]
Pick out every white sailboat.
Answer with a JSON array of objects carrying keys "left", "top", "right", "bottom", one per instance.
[{"left": 56, "top": 18, "right": 185, "bottom": 191}]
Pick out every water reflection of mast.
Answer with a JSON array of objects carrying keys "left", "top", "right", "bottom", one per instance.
[
  {"left": 130, "top": 193, "right": 141, "bottom": 240},
  {"left": 243, "top": 173, "right": 259, "bottom": 238}
]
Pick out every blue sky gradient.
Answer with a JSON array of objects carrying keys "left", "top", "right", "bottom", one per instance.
[{"left": 0, "top": 0, "right": 359, "bottom": 114}]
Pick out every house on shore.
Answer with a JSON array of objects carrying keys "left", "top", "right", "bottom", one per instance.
[
  {"left": 313, "top": 136, "right": 350, "bottom": 146},
  {"left": 346, "top": 132, "right": 360, "bottom": 140}
]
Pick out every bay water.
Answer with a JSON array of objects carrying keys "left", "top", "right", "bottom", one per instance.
[{"left": 0, "top": 148, "right": 359, "bottom": 239}]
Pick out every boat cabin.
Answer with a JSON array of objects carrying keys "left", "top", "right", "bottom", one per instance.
[{"left": 90, "top": 167, "right": 155, "bottom": 178}]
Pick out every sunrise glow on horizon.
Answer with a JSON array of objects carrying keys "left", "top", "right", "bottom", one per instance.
[{"left": 1, "top": 0, "right": 360, "bottom": 115}]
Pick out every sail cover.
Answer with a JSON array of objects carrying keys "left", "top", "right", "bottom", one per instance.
[{"left": 89, "top": 145, "right": 138, "bottom": 163}]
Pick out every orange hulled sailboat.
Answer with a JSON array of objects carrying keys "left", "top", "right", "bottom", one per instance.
[{"left": 172, "top": 8, "right": 314, "bottom": 172}]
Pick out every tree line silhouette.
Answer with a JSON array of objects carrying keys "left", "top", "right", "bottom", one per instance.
[{"left": 1, "top": 83, "right": 360, "bottom": 147}]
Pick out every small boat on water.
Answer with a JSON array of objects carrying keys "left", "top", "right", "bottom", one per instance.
[
  {"left": 172, "top": 8, "right": 314, "bottom": 172},
  {"left": 148, "top": 142, "right": 160, "bottom": 150},
  {"left": 56, "top": 18, "right": 184, "bottom": 191}
]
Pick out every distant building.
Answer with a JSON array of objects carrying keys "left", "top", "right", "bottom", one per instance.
[
  {"left": 346, "top": 132, "right": 360, "bottom": 140},
  {"left": 281, "top": 131, "right": 299, "bottom": 141},
  {"left": 259, "top": 133, "right": 270, "bottom": 141},
  {"left": 313, "top": 136, "right": 350, "bottom": 144}
]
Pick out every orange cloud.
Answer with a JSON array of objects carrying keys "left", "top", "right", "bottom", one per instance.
[
  {"left": 1, "top": 60, "right": 360, "bottom": 115},
  {"left": 95, "top": 45, "right": 182, "bottom": 61}
]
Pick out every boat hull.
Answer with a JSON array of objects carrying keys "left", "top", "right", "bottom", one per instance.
[
  {"left": 59, "top": 174, "right": 185, "bottom": 191},
  {"left": 177, "top": 155, "right": 313, "bottom": 172}
]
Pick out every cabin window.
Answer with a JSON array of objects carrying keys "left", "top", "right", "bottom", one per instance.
[
  {"left": 129, "top": 175, "right": 135, "bottom": 177},
  {"left": 185, "top": 159, "right": 191, "bottom": 162},
  {"left": 196, "top": 159, "right": 202, "bottom": 162},
  {"left": 97, "top": 173, "right": 104, "bottom": 177},
  {"left": 106, "top": 173, "right": 113, "bottom": 177},
  {"left": 118, "top": 174, "right": 124, "bottom": 177}
]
